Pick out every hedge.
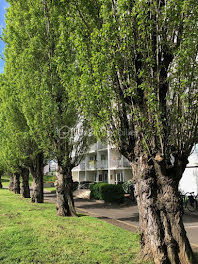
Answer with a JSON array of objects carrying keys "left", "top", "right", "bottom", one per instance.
[
  {"left": 90, "top": 182, "right": 107, "bottom": 200},
  {"left": 90, "top": 183, "right": 124, "bottom": 203}
]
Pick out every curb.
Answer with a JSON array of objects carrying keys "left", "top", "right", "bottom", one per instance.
[
  {"left": 76, "top": 207, "right": 139, "bottom": 232},
  {"left": 76, "top": 207, "right": 198, "bottom": 251}
]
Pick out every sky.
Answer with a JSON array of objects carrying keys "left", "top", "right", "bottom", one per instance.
[{"left": 0, "top": 0, "right": 9, "bottom": 73}]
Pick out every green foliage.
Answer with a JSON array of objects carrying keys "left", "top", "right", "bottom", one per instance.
[
  {"left": 1, "top": 0, "right": 197, "bottom": 183},
  {"left": 3, "top": 0, "right": 91, "bottom": 170},
  {"left": 90, "top": 182, "right": 124, "bottom": 203},
  {"left": 64, "top": 0, "right": 198, "bottom": 160},
  {"left": 100, "top": 184, "right": 125, "bottom": 203},
  {"left": 90, "top": 182, "right": 106, "bottom": 200},
  {"left": 0, "top": 74, "right": 41, "bottom": 173},
  {"left": 122, "top": 180, "right": 134, "bottom": 194},
  {"left": 43, "top": 175, "right": 56, "bottom": 183}
]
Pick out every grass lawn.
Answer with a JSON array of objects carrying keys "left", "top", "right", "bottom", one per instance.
[
  {"left": 1, "top": 175, "right": 55, "bottom": 193},
  {"left": 1, "top": 175, "right": 55, "bottom": 190},
  {"left": 1, "top": 176, "right": 10, "bottom": 187},
  {"left": 1, "top": 175, "right": 33, "bottom": 188},
  {"left": 0, "top": 189, "right": 151, "bottom": 264},
  {"left": 44, "top": 187, "right": 56, "bottom": 192}
]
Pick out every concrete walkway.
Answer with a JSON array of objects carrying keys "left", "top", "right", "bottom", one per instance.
[{"left": 44, "top": 192, "right": 198, "bottom": 250}]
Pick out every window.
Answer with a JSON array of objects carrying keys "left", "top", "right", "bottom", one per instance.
[
  {"left": 115, "top": 172, "right": 123, "bottom": 184},
  {"left": 90, "top": 155, "right": 96, "bottom": 161},
  {"left": 94, "top": 173, "right": 97, "bottom": 182},
  {"left": 98, "top": 173, "right": 108, "bottom": 182},
  {"left": 101, "top": 155, "right": 106, "bottom": 160}
]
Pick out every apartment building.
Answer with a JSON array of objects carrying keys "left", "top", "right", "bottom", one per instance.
[
  {"left": 72, "top": 141, "right": 132, "bottom": 184},
  {"left": 44, "top": 160, "right": 57, "bottom": 175},
  {"left": 44, "top": 142, "right": 198, "bottom": 191},
  {"left": 179, "top": 144, "right": 198, "bottom": 195}
]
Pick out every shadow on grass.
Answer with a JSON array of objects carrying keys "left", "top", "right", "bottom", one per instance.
[
  {"left": 77, "top": 213, "right": 86, "bottom": 217},
  {"left": 1, "top": 179, "right": 9, "bottom": 183}
]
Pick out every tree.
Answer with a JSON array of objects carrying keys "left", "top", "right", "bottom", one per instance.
[
  {"left": 65, "top": 0, "right": 198, "bottom": 263},
  {"left": 3, "top": 0, "right": 91, "bottom": 215},
  {"left": 0, "top": 73, "right": 41, "bottom": 201},
  {"left": 0, "top": 170, "right": 3, "bottom": 188}
]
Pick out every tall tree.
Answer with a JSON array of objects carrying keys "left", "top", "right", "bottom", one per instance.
[
  {"left": 3, "top": 0, "right": 91, "bottom": 215},
  {"left": 65, "top": 0, "right": 198, "bottom": 263},
  {"left": 0, "top": 169, "right": 3, "bottom": 189},
  {"left": 0, "top": 73, "right": 41, "bottom": 201}
]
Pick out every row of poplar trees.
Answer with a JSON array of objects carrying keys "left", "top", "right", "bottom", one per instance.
[{"left": 0, "top": 1, "right": 197, "bottom": 263}]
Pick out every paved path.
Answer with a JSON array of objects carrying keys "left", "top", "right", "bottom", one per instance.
[{"left": 44, "top": 193, "right": 198, "bottom": 250}]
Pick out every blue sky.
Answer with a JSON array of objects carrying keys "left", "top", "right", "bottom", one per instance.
[{"left": 0, "top": 0, "right": 9, "bottom": 73}]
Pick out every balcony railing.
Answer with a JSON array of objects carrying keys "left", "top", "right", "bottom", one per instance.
[
  {"left": 123, "top": 158, "right": 130, "bottom": 167},
  {"left": 110, "top": 160, "right": 122, "bottom": 168},
  {"left": 97, "top": 160, "right": 108, "bottom": 169},
  {"left": 74, "top": 158, "right": 130, "bottom": 171},
  {"left": 110, "top": 159, "right": 130, "bottom": 168},
  {"left": 80, "top": 162, "right": 85, "bottom": 170},
  {"left": 72, "top": 162, "right": 86, "bottom": 171},
  {"left": 87, "top": 160, "right": 97, "bottom": 169}
]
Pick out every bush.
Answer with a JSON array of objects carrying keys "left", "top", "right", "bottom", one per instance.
[
  {"left": 90, "top": 182, "right": 106, "bottom": 200},
  {"left": 90, "top": 183, "right": 124, "bottom": 203},
  {"left": 122, "top": 180, "right": 134, "bottom": 194},
  {"left": 100, "top": 184, "right": 124, "bottom": 203},
  {"left": 44, "top": 175, "right": 56, "bottom": 182}
]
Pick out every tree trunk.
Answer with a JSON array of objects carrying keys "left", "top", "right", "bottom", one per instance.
[
  {"left": 20, "top": 168, "right": 30, "bottom": 198},
  {"left": 12, "top": 172, "right": 20, "bottom": 194},
  {"left": 131, "top": 155, "right": 196, "bottom": 264},
  {"left": 9, "top": 174, "right": 14, "bottom": 191},
  {"left": 30, "top": 153, "right": 44, "bottom": 203},
  {"left": 55, "top": 164, "right": 77, "bottom": 217},
  {"left": 0, "top": 174, "right": 2, "bottom": 188}
]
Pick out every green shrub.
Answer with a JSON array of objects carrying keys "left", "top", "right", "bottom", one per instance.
[
  {"left": 90, "top": 182, "right": 106, "bottom": 199},
  {"left": 44, "top": 175, "right": 56, "bottom": 182},
  {"left": 100, "top": 184, "right": 124, "bottom": 203},
  {"left": 90, "top": 183, "right": 124, "bottom": 203}
]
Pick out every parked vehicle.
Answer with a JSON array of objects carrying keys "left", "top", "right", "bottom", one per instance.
[{"left": 78, "top": 181, "right": 92, "bottom": 189}]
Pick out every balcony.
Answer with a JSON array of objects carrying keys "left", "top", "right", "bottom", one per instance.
[
  {"left": 72, "top": 162, "right": 86, "bottom": 171},
  {"left": 110, "top": 160, "right": 123, "bottom": 168},
  {"left": 80, "top": 162, "right": 86, "bottom": 170},
  {"left": 97, "top": 160, "right": 108, "bottom": 169},
  {"left": 110, "top": 159, "right": 130, "bottom": 168},
  {"left": 123, "top": 158, "right": 130, "bottom": 167},
  {"left": 87, "top": 160, "right": 97, "bottom": 170}
]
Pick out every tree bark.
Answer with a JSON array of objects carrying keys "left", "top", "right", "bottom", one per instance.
[
  {"left": 131, "top": 155, "right": 196, "bottom": 264},
  {"left": 9, "top": 174, "right": 14, "bottom": 191},
  {"left": 55, "top": 164, "right": 77, "bottom": 217},
  {"left": 0, "top": 173, "right": 2, "bottom": 188},
  {"left": 11, "top": 172, "right": 20, "bottom": 194},
  {"left": 20, "top": 168, "right": 30, "bottom": 198},
  {"left": 29, "top": 153, "right": 44, "bottom": 203}
]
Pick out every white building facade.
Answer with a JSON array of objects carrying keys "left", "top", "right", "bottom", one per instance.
[
  {"left": 179, "top": 144, "right": 198, "bottom": 195},
  {"left": 44, "top": 160, "right": 57, "bottom": 175},
  {"left": 72, "top": 141, "right": 132, "bottom": 184},
  {"left": 45, "top": 142, "right": 198, "bottom": 191}
]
